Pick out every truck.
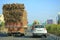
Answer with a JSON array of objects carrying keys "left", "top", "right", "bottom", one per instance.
[{"left": 3, "top": 3, "right": 28, "bottom": 36}]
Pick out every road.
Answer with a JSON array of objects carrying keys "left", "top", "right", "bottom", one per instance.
[
  {"left": 0, "top": 31, "right": 59, "bottom": 40},
  {"left": 0, "top": 27, "right": 60, "bottom": 40}
]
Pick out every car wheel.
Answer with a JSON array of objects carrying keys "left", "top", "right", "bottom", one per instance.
[{"left": 44, "top": 35, "right": 47, "bottom": 38}]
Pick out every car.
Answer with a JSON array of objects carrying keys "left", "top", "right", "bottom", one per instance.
[{"left": 32, "top": 25, "right": 47, "bottom": 37}]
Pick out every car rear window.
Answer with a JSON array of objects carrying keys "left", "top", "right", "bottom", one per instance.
[{"left": 35, "top": 25, "right": 44, "bottom": 28}]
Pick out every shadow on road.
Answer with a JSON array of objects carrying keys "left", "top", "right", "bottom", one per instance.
[
  {"left": 0, "top": 33, "right": 8, "bottom": 37},
  {"left": 0, "top": 33, "right": 47, "bottom": 38},
  {"left": 14, "top": 35, "right": 42, "bottom": 38},
  {"left": 31, "top": 36, "right": 42, "bottom": 38}
]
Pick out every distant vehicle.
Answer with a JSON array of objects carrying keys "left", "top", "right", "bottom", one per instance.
[{"left": 32, "top": 25, "right": 47, "bottom": 37}]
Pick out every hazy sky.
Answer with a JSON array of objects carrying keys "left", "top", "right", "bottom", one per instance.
[{"left": 0, "top": 0, "right": 60, "bottom": 24}]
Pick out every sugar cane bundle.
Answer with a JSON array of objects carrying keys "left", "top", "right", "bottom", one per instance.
[
  {"left": 3, "top": 3, "right": 27, "bottom": 26},
  {"left": 3, "top": 4, "right": 24, "bottom": 11}
]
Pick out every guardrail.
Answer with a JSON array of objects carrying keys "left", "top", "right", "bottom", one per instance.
[{"left": 48, "top": 33, "right": 60, "bottom": 40}]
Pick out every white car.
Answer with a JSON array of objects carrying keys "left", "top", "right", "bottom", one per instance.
[{"left": 32, "top": 25, "right": 47, "bottom": 37}]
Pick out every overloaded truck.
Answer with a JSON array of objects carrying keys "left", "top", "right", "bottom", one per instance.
[{"left": 3, "top": 3, "right": 28, "bottom": 36}]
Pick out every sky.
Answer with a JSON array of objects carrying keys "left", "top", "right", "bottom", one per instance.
[{"left": 0, "top": 0, "right": 60, "bottom": 24}]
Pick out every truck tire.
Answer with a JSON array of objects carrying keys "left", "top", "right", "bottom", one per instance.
[
  {"left": 12, "top": 32, "right": 25, "bottom": 37},
  {"left": 7, "top": 33, "right": 12, "bottom": 36},
  {"left": 21, "top": 34, "right": 25, "bottom": 36}
]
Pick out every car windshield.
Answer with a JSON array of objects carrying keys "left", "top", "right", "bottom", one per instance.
[{"left": 35, "top": 25, "right": 44, "bottom": 28}]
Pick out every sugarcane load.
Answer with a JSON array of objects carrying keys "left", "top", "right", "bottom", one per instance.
[{"left": 3, "top": 3, "right": 28, "bottom": 36}]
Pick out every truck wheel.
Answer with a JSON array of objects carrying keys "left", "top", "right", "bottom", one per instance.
[
  {"left": 8, "top": 33, "right": 12, "bottom": 36},
  {"left": 21, "top": 34, "right": 25, "bottom": 36}
]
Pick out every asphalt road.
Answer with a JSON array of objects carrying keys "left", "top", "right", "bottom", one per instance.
[
  {"left": 0, "top": 31, "right": 58, "bottom": 40},
  {"left": 0, "top": 27, "right": 60, "bottom": 40}
]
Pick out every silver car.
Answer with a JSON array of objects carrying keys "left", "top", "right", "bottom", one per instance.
[{"left": 32, "top": 25, "right": 47, "bottom": 37}]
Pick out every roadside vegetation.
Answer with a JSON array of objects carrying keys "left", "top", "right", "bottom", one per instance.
[
  {"left": 46, "top": 24, "right": 60, "bottom": 36},
  {"left": 0, "top": 22, "right": 5, "bottom": 32}
]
